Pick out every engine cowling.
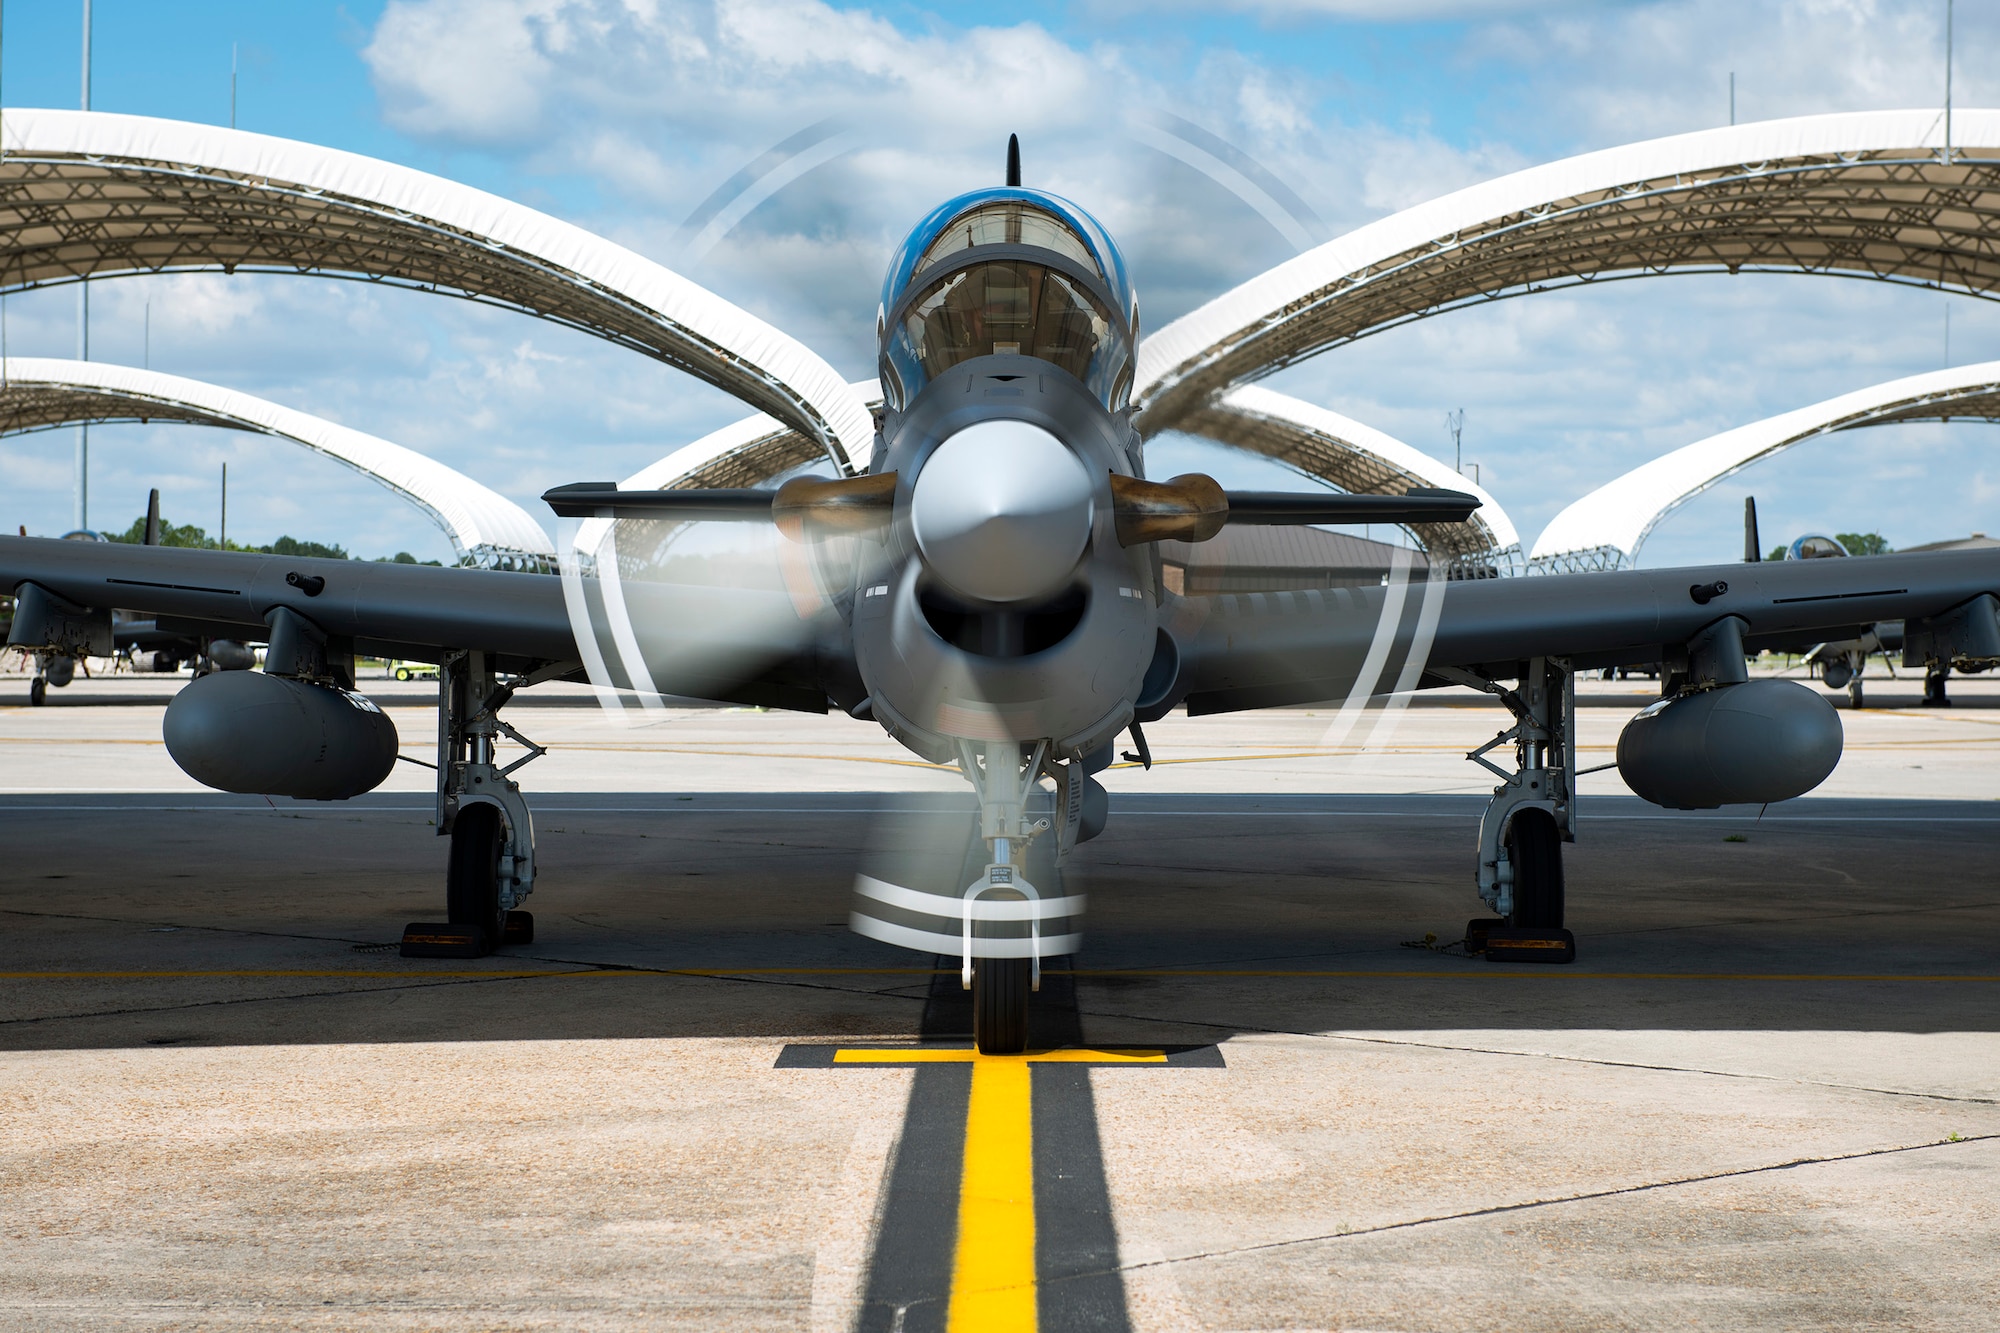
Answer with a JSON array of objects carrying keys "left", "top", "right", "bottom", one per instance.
[
  {"left": 1616, "top": 678, "right": 1841, "bottom": 810},
  {"left": 164, "top": 670, "right": 399, "bottom": 800}
]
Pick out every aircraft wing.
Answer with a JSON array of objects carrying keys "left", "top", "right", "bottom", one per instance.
[
  {"left": 0, "top": 535, "right": 832, "bottom": 709},
  {"left": 1174, "top": 549, "right": 2000, "bottom": 713}
]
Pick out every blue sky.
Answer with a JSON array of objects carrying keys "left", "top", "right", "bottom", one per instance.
[{"left": 1, "top": 0, "right": 1996, "bottom": 567}]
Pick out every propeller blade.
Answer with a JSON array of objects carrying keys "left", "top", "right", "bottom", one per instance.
[
  {"left": 1223, "top": 487, "right": 1482, "bottom": 526},
  {"left": 543, "top": 483, "right": 773, "bottom": 520},
  {"left": 1109, "top": 473, "right": 1227, "bottom": 545},
  {"left": 1108, "top": 474, "right": 1479, "bottom": 546},
  {"left": 770, "top": 472, "right": 898, "bottom": 538},
  {"left": 545, "top": 474, "right": 899, "bottom": 538}
]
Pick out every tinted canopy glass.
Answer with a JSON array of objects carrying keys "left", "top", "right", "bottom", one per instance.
[
  {"left": 889, "top": 260, "right": 1128, "bottom": 408},
  {"left": 912, "top": 203, "right": 1102, "bottom": 283}
]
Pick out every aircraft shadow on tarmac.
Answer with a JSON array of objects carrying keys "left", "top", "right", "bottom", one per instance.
[{"left": 0, "top": 793, "right": 1995, "bottom": 1051}]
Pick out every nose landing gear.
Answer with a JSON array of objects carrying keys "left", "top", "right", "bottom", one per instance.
[{"left": 972, "top": 956, "right": 1031, "bottom": 1054}]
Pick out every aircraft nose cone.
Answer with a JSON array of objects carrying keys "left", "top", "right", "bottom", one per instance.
[{"left": 910, "top": 419, "right": 1095, "bottom": 604}]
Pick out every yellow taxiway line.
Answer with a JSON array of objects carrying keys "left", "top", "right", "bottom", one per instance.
[
  {"left": 952, "top": 1057, "right": 1036, "bottom": 1331},
  {"left": 829, "top": 1048, "right": 1168, "bottom": 1331}
]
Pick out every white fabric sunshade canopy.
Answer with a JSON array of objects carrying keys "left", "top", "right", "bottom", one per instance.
[
  {"left": 570, "top": 381, "right": 883, "bottom": 561},
  {"left": 0, "top": 109, "right": 874, "bottom": 473},
  {"left": 0, "top": 358, "right": 555, "bottom": 569},
  {"left": 1137, "top": 110, "right": 2000, "bottom": 433},
  {"left": 1529, "top": 360, "right": 2000, "bottom": 571},
  {"left": 1178, "top": 385, "right": 1519, "bottom": 569}
]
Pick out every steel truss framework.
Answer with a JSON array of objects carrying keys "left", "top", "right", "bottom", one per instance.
[
  {"left": 0, "top": 358, "right": 556, "bottom": 570},
  {"left": 0, "top": 110, "right": 873, "bottom": 470},
  {"left": 613, "top": 379, "right": 887, "bottom": 497},
  {"left": 1179, "top": 384, "right": 1521, "bottom": 571},
  {"left": 1136, "top": 111, "right": 2000, "bottom": 434},
  {"left": 1529, "top": 360, "right": 2000, "bottom": 571}
]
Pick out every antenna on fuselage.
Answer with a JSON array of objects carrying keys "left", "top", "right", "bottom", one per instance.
[{"left": 1006, "top": 134, "right": 1021, "bottom": 187}]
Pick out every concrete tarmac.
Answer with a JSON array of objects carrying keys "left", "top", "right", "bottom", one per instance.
[{"left": 1, "top": 674, "right": 1997, "bottom": 1330}]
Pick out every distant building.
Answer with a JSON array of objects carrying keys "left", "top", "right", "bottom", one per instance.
[{"left": 1900, "top": 533, "right": 2000, "bottom": 554}]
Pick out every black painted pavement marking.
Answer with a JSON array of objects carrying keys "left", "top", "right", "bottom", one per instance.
[{"left": 777, "top": 958, "right": 1221, "bottom": 1330}]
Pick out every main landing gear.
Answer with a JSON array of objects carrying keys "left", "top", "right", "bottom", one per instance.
[
  {"left": 1443, "top": 657, "right": 1577, "bottom": 964},
  {"left": 401, "top": 651, "right": 547, "bottom": 959}
]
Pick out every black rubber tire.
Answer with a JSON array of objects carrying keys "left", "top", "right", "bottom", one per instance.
[
  {"left": 28, "top": 677, "right": 45, "bottom": 706},
  {"left": 1507, "top": 808, "right": 1565, "bottom": 929},
  {"left": 973, "top": 957, "right": 1030, "bottom": 1055},
  {"left": 446, "top": 803, "right": 505, "bottom": 948}
]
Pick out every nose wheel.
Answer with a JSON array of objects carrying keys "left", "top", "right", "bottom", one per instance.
[{"left": 972, "top": 957, "right": 1030, "bottom": 1054}]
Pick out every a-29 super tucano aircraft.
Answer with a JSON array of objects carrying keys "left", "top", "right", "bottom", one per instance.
[{"left": 7, "top": 143, "right": 2000, "bottom": 1053}]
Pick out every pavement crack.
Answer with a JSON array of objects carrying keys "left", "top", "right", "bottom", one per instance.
[
  {"left": 1094, "top": 1134, "right": 2000, "bottom": 1277},
  {"left": 0, "top": 972, "right": 549, "bottom": 1030},
  {"left": 1315, "top": 1030, "right": 2000, "bottom": 1107},
  {"left": 1067, "top": 1004, "right": 2000, "bottom": 1106}
]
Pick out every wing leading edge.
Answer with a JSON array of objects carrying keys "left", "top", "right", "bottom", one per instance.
[
  {"left": 0, "top": 536, "right": 832, "bottom": 710},
  {"left": 1172, "top": 549, "right": 2000, "bottom": 715}
]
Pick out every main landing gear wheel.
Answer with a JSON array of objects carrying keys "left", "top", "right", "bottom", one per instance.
[
  {"left": 973, "top": 957, "right": 1030, "bottom": 1055},
  {"left": 28, "top": 677, "right": 45, "bottom": 706},
  {"left": 447, "top": 802, "right": 506, "bottom": 948},
  {"left": 1486, "top": 808, "right": 1575, "bottom": 964},
  {"left": 404, "top": 803, "right": 513, "bottom": 959},
  {"left": 1508, "top": 807, "right": 1564, "bottom": 928}
]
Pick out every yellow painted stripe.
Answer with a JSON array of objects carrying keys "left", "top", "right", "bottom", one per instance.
[
  {"left": 832, "top": 1049, "right": 1166, "bottom": 1065},
  {"left": 949, "top": 1057, "right": 1037, "bottom": 1333}
]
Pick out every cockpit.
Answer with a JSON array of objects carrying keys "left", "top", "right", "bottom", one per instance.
[{"left": 879, "top": 188, "right": 1137, "bottom": 413}]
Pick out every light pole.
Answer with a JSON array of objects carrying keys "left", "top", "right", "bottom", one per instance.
[{"left": 74, "top": 0, "right": 91, "bottom": 531}]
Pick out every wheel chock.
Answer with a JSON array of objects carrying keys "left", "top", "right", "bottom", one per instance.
[
  {"left": 398, "top": 922, "right": 487, "bottom": 959},
  {"left": 501, "top": 910, "right": 534, "bottom": 946},
  {"left": 1483, "top": 926, "right": 1576, "bottom": 964},
  {"left": 1463, "top": 917, "right": 1506, "bottom": 954}
]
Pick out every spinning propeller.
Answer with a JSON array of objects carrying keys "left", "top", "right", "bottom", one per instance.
[{"left": 543, "top": 138, "right": 1479, "bottom": 1052}]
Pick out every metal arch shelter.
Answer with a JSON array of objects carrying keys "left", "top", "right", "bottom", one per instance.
[
  {"left": 1178, "top": 384, "right": 1520, "bottom": 571},
  {"left": 621, "top": 381, "right": 886, "bottom": 494},
  {"left": 0, "top": 109, "right": 875, "bottom": 473},
  {"left": 1529, "top": 360, "right": 2000, "bottom": 571},
  {"left": 0, "top": 358, "right": 556, "bottom": 570},
  {"left": 1136, "top": 109, "right": 2000, "bottom": 433},
  {"left": 568, "top": 380, "right": 884, "bottom": 565}
]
